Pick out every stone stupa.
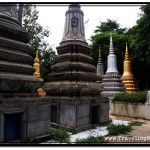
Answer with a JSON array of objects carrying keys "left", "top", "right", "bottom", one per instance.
[
  {"left": 101, "top": 33, "right": 125, "bottom": 99},
  {"left": 0, "top": 5, "right": 51, "bottom": 142},
  {"left": 121, "top": 43, "right": 139, "bottom": 92},
  {"left": 43, "top": 4, "right": 110, "bottom": 132}
]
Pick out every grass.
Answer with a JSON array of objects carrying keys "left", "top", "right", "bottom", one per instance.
[
  {"left": 112, "top": 90, "right": 148, "bottom": 104},
  {"left": 107, "top": 124, "right": 133, "bottom": 135},
  {"left": 129, "top": 121, "right": 143, "bottom": 126},
  {"left": 50, "top": 127, "right": 70, "bottom": 143},
  {"left": 76, "top": 136, "right": 105, "bottom": 144}
]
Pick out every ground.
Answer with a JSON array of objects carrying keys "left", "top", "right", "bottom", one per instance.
[
  {"left": 106, "top": 115, "right": 150, "bottom": 143},
  {"left": 42, "top": 115, "right": 150, "bottom": 144}
]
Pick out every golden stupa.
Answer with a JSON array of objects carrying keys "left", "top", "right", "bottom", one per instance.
[
  {"left": 121, "top": 43, "right": 139, "bottom": 92},
  {"left": 33, "top": 50, "right": 46, "bottom": 96}
]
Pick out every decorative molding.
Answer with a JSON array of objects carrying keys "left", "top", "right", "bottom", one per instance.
[{"left": 0, "top": 24, "right": 29, "bottom": 43}]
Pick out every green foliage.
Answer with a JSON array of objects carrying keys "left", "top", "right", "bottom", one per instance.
[
  {"left": 112, "top": 90, "right": 148, "bottom": 104},
  {"left": 76, "top": 136, "right": 104, "bottom": 144},
  {"left": 50, "top": 127, "right": 70, "bottom": 143},
  {"left": 22, "top": 4, "right": 56, "bottom": 81},
  {"left": 107, "top": 124, "right": 132, "bottom": 135},
  {"left": 129, "top": 121, "right": 143, "bottom": 126},
  {"left": 40, "top": 48, "right": 56, "bottom": 81},
  {"left": 127, "top": 4, "right": 150, "bottom": 89},
  {"left": 94, "top": 19, "right": 126, "bottom": 33},
  {"left": 22, "top": 4, "right": 49, "bottom": 52}
]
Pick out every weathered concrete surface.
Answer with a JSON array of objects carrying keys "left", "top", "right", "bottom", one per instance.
[
  {"left": 0, "top": 97, "right": 51, "bottom": 142},
  {"left": 76, "top": 104, "right": 90, "bottom": 127},
  {"left": 0, "top": 5, "right": 42, "bottom": 97},
  {"left": 60, "top": 103, "right": 76, "bottom": 127},
  {"left": 110, "top": 102, "right": 145, "bottom": 119}
]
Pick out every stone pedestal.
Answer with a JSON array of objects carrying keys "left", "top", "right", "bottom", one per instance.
[
  {"left": 145, "top": 91, "right": 150, "bottom": 120},
  {"left": 49, "top": 96, "right": 110, "bottom": 133},
  {"left": 0, "top": 97, "right": 51, "bottom": 142}
]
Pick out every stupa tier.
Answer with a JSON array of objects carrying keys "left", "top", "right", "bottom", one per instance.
[
  {"left": 0, "top": 5, "right": 42, "bottom": 97},
  {"left": 121, "top": 43, "right": 139, "bottom": 92},
  {"left": 43, "top": 4, "right": 101, "bottom": 96},
  {"left": 101, "top": 33, "right": 125, "bottom": 99}
]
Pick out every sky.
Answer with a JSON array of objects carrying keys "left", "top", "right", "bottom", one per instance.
[{"left": 36, "top": 4, "right": 142, "bottom": 52}]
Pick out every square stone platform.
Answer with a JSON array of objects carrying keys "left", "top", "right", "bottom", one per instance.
[
  {"left": 49, "top": 95, "right": 110, "bottom": 133},
  {"left": 0, "top": 97, "right": 51, "bottom": 142}
]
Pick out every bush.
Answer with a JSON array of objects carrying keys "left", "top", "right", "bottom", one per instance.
[
  {"left": 50, "top": 127, "right": 70, "bottom": 143},
  {"left": 112, "top": 90, "right": 148, "bottom": 104},
  {"left": 129, "top": 121, "right": 143, "bottom": 126},
  {"left": 107, "top": 124, "right": 132, "bottom": 135},
  {"left": 76, "top": 136, "right": 105, "bottom": 144}
]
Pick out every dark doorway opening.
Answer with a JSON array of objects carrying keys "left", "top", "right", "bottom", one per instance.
[
  {"left": 91, "top": 105, "right": 99, "bottom": 124},
  {"left": 4, "top": 113, "right": 22, "bottom": 142},
  {"left": 51, "top": 105, "right": 57, "bottom": 123}
]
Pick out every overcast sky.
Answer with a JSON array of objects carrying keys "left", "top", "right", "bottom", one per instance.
[{"left": 36, "top": 4, "right": 142, "bottom": 52}]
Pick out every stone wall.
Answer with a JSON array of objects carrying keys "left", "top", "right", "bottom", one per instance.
[
  {"left": 110, "top": 91, "right": 150, "bottom": 120},
  {"left": 26, "top": 105, "right": 51, "bottom": 138},
  {"left": 110, "top": 102, "right": 145, "bottom": 118},
  {"left": 0, "top": 97, "right": 51, "bottom": 142}
]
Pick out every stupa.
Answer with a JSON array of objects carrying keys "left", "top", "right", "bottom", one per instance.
[
  {"left": 0, "top": 5, "right": 51, "bottom": 142},
  {"left": 43, "top": 4, "right": 110, "bottom": 132},
  {"left": 33, "top": 50, "right": 46, "bottom": 96},
  {"left": 96, "top": 46, "right": 104, "bottom": 82},
  {"left": 101, "top": 33, "right": 125, "bottom": 99},
  {"left": 121, "top": 43, "right": 139, "bottom": 92}
]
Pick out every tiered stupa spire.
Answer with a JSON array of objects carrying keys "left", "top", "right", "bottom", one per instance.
[
  {"left": 121, "top": 43, "right": 139, "bottom": 92},
  {"left": 96, "top": 46, "right": 104, "bottom": 77},
  {"left": 0, "top": 4, "right": 42, "bottom": 97},
  {"left": 101, "top": 33, "right": 125, "bottom": 99},
  {"left": 33, "top": 50, "right": 46, "bottom": 96}
]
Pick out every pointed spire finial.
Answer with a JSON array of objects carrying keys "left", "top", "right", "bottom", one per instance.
[
  {"left": 125, "top": 43, "right": 130, "bottom": 61},
  {"left": 98, "top": 46, "right": 102, "bottom": 63},
  {"left": 109, "top": 32, "right": 114, "bottom": 55},
  {"left": 36, "top": 49, "right": 38, "bottom": 57}
]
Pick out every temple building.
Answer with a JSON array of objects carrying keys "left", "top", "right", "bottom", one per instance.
[
  {"left": 101, "top": 33, "right": 125, "bottom": 99},
  {"left": 43, "top": 4, "right": 110, "bottom": 132},
  {"left": 121, "top": 43, "right": 139, "bottom": 92},
  {"left": 33, "top": 50, "right": 46, "bottom": 96},
  {"left": 96, "top": 46, "right": 104, "bottom": 82},
  {"left": 0, "top": 5, "right": 51, "bottom": 142}
]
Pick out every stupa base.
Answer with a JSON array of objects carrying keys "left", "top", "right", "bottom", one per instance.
[
  {"left": 49, "top": 95, "right": 109, "bottom": 133},
  {"left": 0, "top": 96, "right": 51, "bottom": 143}
]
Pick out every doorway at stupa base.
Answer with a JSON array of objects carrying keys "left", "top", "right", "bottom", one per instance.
[{"left": 50, "top": 96, "right": 110, "bottom": 133}]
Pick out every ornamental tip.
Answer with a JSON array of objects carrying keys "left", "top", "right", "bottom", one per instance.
[
  {"left": 109, "top": 32, "right": 114, "bottom": 55},
  {"left": 36, "top": 50, "right": 38, "bottom": 57},
  {"left": 110, "top": 32, "right": 112, "bottom": 43},
  {"left": 98, "top": 46, "right": 102, "bottom": 63},
  {"left": 69, "top": 4, "right": 80, "bottom": 8},
  {"left": 125, "top": 43, "right": 130, "bottom": 61}
]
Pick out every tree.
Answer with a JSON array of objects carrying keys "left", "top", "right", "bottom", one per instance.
[
  {"left": 127, "top": 4, "right": 150, "bottom": 89},
  {"left": 94, "top": 19, "right": 127, "bottom": 34},
  {"left": 40, "top": 48, "right": 55, "bottom": 81},
  {"left": 22, "top": 4, "right": 56, "bottom": 81},
  {"left": 22, "top": 4, "right": 50, "bottom": 52}
]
